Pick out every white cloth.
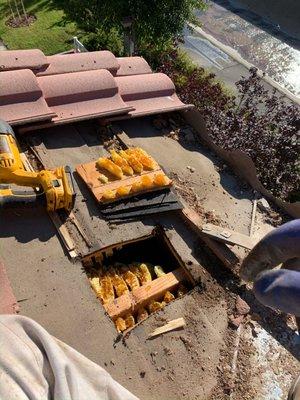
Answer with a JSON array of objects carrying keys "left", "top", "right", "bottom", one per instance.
[{"left": 0, "top": 315, "right": 138, "bottom": 400}]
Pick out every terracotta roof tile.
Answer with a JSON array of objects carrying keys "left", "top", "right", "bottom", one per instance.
[
  {"left": 115, "top": 56, "right": 152, "bottom": 76},
  {"left": 1, "top": 49, "right": 193, "bottom": 130},
  {"left": 0, "top": 49, "right": 48, "bottom": 71},
  {"left": 37, "top": 69, "right": 132, "bottom": 125},
  {"left": 36, "top": 51, "right": 119, "bottom": 76},
  {"left": 0, "top": 69, "right": 55, "bottom": 125},
  {"left": 115, "top": 73, "right": 193, "bottom": 117}
]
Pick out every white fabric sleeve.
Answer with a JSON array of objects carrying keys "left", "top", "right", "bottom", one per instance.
[{"left": 0, "top": 315, "right": 139, "bottom": 400}]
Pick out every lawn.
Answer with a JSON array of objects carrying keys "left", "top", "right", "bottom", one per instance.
[{"left": 0, "top": 0, "right": 78, "bottom": 54}]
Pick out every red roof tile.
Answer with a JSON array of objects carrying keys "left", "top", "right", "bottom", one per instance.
[
  {"left": 1, "top": 49, "right": 193, "bottom": 130},
  {"left": 0, "top": 69, "right": 55, "bottom": 125},
  {"left": 115, "top": 73, "right": 193, "bottom": 117},
  {"left": 37, "top": 69, "right": 132, "bottom": 125},
  {"left": 36, "top": 51, "right": 119, "bottom": 76},
  {"left": 115, "top": 56, "right": 152, "bottom": 76},
  {"left": 0, "top": 49, "right": 48, "bottom": 71}
]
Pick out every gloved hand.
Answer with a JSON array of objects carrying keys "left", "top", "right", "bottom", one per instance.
[
  {"left": 253, "top": 268, "right": 300, "bottom": 317},
  {"left": 240, "top": 219, "right": 300, "bottom": 316}
]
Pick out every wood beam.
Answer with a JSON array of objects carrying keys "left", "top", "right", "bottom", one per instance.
[{"left": 104, "top": 268, "right": 186, "bottom": 319}]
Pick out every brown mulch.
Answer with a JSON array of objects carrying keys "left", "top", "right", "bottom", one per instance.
[{"left": 6, "top": 14, "right": 36, "bottom": 28}]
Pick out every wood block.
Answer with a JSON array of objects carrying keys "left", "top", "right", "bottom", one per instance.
[
  {"left": 149, "top": 317, "right": 186, "bottom": 338},
  {"left": 182, "top": 208, "right": 256, "bottom": 249},
  {"left": 49, "top": 211, "right": 78, "bottom": 259},
  {"left": 104, "top": 268, "right": 186, "bottom": 319},
  {"left": 180, "top": 207, "right": 239, "bottom": 267},
  {"left": 76, "top": 160, "right": 172, "bottom": 204}
]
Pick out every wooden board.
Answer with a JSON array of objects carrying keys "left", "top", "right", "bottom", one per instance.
[
  {"left": 76, "top": 159, "right": 172, "bottom": 204},
  {"left": 182, "top": 208, "right": 257, "bottom": 250},
  {"left": 148, "top": 318, "right": 186, "bottom": 338},
  {"left": 110, "top": 125, "right": 133, "bottom": 149},
  {"left": 27, "top": 137, "right": 56, "bottom": 169},
  {"left": 48, "top": 212, "right": 78, "bottom": 259},
  {"left": 104, "top": 268, "right": 186, "bottom": 319},
  {"left": 180, "top": 207, "right": 239, "bottom": 268},
  {"left": 20, "top": 152, "right": 78, "bottom": 260},
  {"left": 68, "top": 211, "right": 93, "bottom": 248}
]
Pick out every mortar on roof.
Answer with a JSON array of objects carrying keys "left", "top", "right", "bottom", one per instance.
[{"left": 82, "top": 226, "right": 195, "bottom": 332}]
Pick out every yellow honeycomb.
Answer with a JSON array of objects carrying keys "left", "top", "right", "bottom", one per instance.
[
  {"left": 116, "top": 186, "right": 131, "bottom": 197},
  {"left": 110, "top": 150, "right": 133, "bottom": 176},
  {"left": 96, "top": 157, "right": 123, "bottom": 179}
]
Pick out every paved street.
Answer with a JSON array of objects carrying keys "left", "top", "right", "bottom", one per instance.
[{"left": 182, "top": 1, "right": 300, "bottom": 98}]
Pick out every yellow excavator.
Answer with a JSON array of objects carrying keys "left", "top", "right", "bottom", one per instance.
[{"left": 0, "top": 119, "right": 75, "bottom": 212}]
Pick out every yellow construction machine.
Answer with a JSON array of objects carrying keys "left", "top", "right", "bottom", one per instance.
[{"left": 0, "top": 119, "right": 75, "bottom": 212}]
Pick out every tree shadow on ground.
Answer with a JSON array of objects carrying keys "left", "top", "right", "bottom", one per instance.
[{"left": 1, "top": 0, "right": 59, "bottom": 16}]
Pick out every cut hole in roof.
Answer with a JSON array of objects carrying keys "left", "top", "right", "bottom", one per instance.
[{"left": 82, "top": 227, "right": 194, "bottom": 333}]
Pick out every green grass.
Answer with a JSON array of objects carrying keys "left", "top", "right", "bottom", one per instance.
[{"left": 0, "top": 0, "right": 78, "bottom": 54}]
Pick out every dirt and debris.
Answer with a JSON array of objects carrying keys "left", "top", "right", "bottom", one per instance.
[
  {"left": 152, "top": 114, "right": 199, "bottom": 146},
  {"left": 235, "top": 296, "right": 250, "bottom": 316},
  {"left": 152, "top": 116, "right": 169, "bottom": 130},
  {"left": 256, "top": 197, "right": 288, "bottom": 228},
  {"left": 262, "top": 208, "right": 284, "bottom": 227},
  {"left": 98, "top": 125, "right": 122, "bottom": 151},
  {"left": 170, "top": 171, "right": 224, "bottom": 226},
  {"left": 186, "top": 165, "right": 195, "bottom": 173}
]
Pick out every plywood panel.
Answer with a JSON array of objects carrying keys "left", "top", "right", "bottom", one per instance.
[{"left": 76, "top": 160, "right": 172, "bottom": 204}]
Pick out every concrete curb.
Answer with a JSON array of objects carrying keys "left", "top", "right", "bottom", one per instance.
[{"left": 188, "top": 23, "right": 300, "bottom": 105}]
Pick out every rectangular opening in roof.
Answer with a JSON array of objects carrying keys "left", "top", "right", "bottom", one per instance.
[{"left": 82, "top": 227, "right": 194, "bottom": 332}]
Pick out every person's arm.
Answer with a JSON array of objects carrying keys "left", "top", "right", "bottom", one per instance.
[
  {"left": 240, "top": 219, "right": 300, "bottom": 282},
  {"left": 0, "top": 315, "right": 138, "bottom": 400},
  {"left": 240, "top": 219, "right": 300, "bottom": 316},
  {"left": 253, "top": 269, "right": 300, "bottom": 316}
]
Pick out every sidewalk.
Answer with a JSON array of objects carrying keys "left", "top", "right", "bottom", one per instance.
[
  {"left": 182, "top": 24, "right": 299, "bottom": 105},
  {"left": 182, "top": 26, "right": 246, "bottom": 94}
]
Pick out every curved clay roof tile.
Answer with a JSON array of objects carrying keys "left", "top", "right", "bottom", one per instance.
[
  {"left": 115, "top": 57, "right": 152, "bottom": 76},
  {"left": 0, "top": 49, "right": 48, "bottom": 71},
  {"left": 115, "top": 73, "right": 194, "bottom": 117},
  {"left": 0, "top": 69, "right": 55, "bottom": 125},
  {"left": 37, "top": 69, "right": 132, "bottom": 124},
  {"left": 36, "top": 51, "right": 120, "bottom": 76}
]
